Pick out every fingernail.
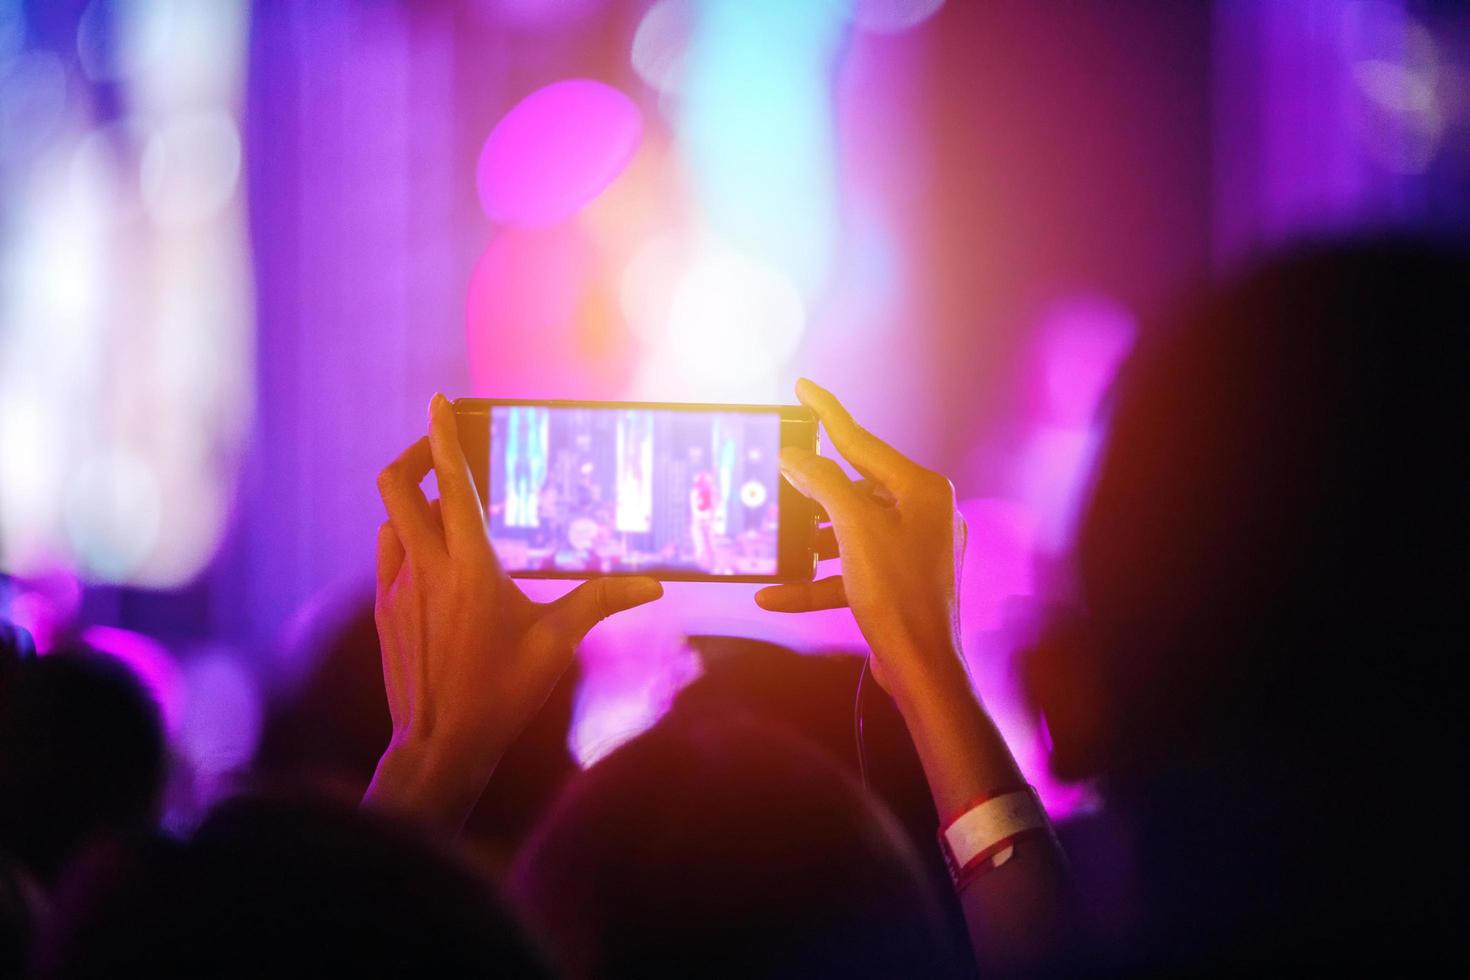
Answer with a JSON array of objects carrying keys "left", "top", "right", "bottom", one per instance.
[
  {"left": 429, "top": 392, "right": 448, "bottom": 421},
  {"left": 627, "top": 578, "right": 663, "bottom": 604},
  {"left": 795, "top": 378, "right": 815, "bottom": 403},
  {"left": 779, "top": 445, "right": 808, "bottom": 472}
]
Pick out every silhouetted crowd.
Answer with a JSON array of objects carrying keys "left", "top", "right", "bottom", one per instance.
[{"left": 2, "top": 238, "right": 1465, "bottom": 976}]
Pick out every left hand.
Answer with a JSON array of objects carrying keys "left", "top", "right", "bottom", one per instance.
[{"left": 364, "top": 393, "right": 663, "bottom": 829}]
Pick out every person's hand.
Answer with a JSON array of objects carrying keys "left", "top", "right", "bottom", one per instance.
[
  {"left": 756, "top": 379, "right": 967, "bottom": 702},
  {"left": 364, "top": 393, "right": 663, "bottom": 829}
]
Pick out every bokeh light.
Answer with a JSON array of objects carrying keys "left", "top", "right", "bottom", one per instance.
[
  {"left": 0, "top": 50, "right": 68, "bottom": 165},
  {"left": 0, "top": 0, "right": 252, "bottom": 590},
  {"left": 2, "top": 568, "right": 83, "bottom": 655},
  {"left": 657, "top": 248, "right": 806, "bottom": 401},
  {"left": 677, "top": 0, "right": 844, "bottom": 299},
  {"left": 569, "top": 617, "right": 698, "bottom": 767},
  {"left": 1341, "top": 1, "right": 1444, "bottom": 174},
  {"left": 0, "top": 1, "right": 25, "bottom": 72},
  {"left": 178, "top": 650, "right": 263, "bottom": 779},
  {"left": 631, "top": 0, "right": 698, "bottom": 96},
  {"left": 1012, "top": 426, "right": 1103, "bottom": 554},
  {"left": 76, "top": 0, "right": 178, "bottom": 84},
  {"left": 466, "top": 224, "right": 636, "bottom": 398},
  {"left": 63, "top": 447, "right": 164, "bottom": 581},
  {"left": 618, "top": 232, "right": 686, "bottom": 347},
  {"left": 139, "top": 111, "right": 242, "bottom": 227},
  {"left": 1034, "top": 294, "right": 1137, "bottom": 426},
  {"left": 480, "top": 0, "right": 605, "bottom": 29},
  {"left": 957, "top": 497, "right": 1038, "bottom": 637},
  {"left": 477, "top": 79, "right": 643, "bottom": 227},
  {"left": 833, "top": 0, "right": 946, "bottom": 35}
]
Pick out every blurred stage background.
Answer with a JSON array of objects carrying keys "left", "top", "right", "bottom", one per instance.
[{"left": 3, "top": 0, "right": 1467, "bottom": 815}]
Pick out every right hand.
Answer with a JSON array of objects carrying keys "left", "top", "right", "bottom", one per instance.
[{"left": 755, "top": 379, "right": 968, "bottom": 700}]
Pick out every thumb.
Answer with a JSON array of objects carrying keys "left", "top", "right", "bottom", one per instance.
[{"left": 540, "top": 576, "right": 664, "bottom": 647}]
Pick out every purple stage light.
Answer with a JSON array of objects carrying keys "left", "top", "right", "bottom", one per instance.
[
  {"left": 476, "top": 79, "right": 643, "bottom": 228},
  {"left": 481, "top": 0, "right": 604, "bottom": 29},
  {"left": 840, "top": 0, "right": 947, "bottom": 35},
  {"left": 178, "top": 650, "right": 262, "bottom": 779}
]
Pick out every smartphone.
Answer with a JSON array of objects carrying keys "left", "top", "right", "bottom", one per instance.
[{"left": 454, "top": 399, "right": 819, "bottom": 582}]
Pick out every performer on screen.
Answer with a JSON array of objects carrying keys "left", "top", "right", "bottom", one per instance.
[{"left": 689, "top": 470, "right": 718, "bottom": 570}]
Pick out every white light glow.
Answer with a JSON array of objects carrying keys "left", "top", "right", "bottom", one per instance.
[
  {"left": 77, "top": 0, "right": 178, "bottom": 83},
  {"left": 63, "top": 446, "right": 163, "bottom": 581},
  {"left": 632, "top": 0, "right": 698, "bottom": 96},
  {"left": 140, "top": 111, "right": 241, "bottom": 227},
  {"left": 618, "top": 233, "right": 685, "bottom": 346},
  {"left": 660, "top": 249, "right": 806, "bottom": 401}
]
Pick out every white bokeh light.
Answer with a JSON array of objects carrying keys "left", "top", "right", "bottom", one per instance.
[
  {"left": 63, "top": 446, "right": 164, "bottom": 580},
  {"left": 618, "top": 233, "right": 685, "bottom": 346},
  {"left": 631, "top": 0, "right": 698, "bottom": 96},
  {"left": 140, "top": 111, "right": 242, "bottom": 227},
  {"left": 656, "top": 248, "right": 806, "bottom": 401}
]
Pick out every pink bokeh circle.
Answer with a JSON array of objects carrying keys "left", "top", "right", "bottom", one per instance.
[
  {"left": 465, "top": 225, "right": 634, "bottom": 398},
  {"left": 477, "top": 79, "right": 643, "bottom": 227}
]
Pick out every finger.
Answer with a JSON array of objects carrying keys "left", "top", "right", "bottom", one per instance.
[
  {"left": 795, "top": 378, "right": 922, "bottom": 493},
  {"left": 376, "top": 437, "right": 440, "bottom": 559},
  {"left": 754, "top": 575, "right": 848, "bottom": 613},
  {"left": 779, "top": 446, "right": 868, "bottom": 523},
  {"left": 372, "top": 523, "right": 411, "bottom": 727},
  {"left": 375, "top": 521, "right": 404, "bottom": 595},
  {"left": 538, "top": 577, "right": 664, "bottom": 649},
  {"left": 427, "top": 393, "right": 488, "bottom": 557},
  {"left": 815, "top": 525, "right": 840, "bottom": 561}
]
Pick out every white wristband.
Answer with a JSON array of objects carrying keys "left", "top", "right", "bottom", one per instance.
[{"left": 939, "top": 787, "right": 1048, "bottom": 882}]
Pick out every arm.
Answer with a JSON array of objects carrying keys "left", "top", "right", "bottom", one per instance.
[
  {"left": 364, "top": 393, "right": 662, "bottom": 833},
  {"left": 756, "top": 379, "right": 1076, "bottom": 974}
]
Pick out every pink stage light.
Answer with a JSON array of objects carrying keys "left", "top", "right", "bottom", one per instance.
[
  {"left": 481, "top": 0, "right": 604, "bottom": 29},
  {"left": 466, "top": 225, "right": 633, "bottom": 398},
  {"left": 4, "top": 567, "right": 82, "bottom": 654},
  {"left": 1033, "top": 294, "right": 1136, "bottom": 427},
  {"left": 957, "top": 497, "right": 1038, "bottom": 637},
  {"left": 476, "top": 79, "right": 643, "bottom": 228}
]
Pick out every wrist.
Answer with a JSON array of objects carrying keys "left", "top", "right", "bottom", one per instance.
[
  {"left": 879, "top": 637, "right": 974, "bottom": 713},
  {"left": 365, "top": 733, "right": 501, "bottom": 832}
]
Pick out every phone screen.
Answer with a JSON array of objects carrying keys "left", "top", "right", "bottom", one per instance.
[{"left": 486, "top": 404, "right": 786, "bottom": 577}]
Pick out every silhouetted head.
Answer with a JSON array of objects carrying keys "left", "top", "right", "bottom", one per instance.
[
  {"left": 44, "top": 794, "right": 553, "bottom": 978},
  {"left": 671, "top": 637, "right": 943, "bottom": 868},
  {"left": 1027, "top": 237, "right": 1468, "bottom": 784},
  {"left": 1023, "top": 238, "right": 1468, "bottom": 964},
  {"left": 511, "top": 717, "right": 967, "bottom": 979},
  {"left": 0, "top": 644, "right": 166, "bottom": 886}
]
